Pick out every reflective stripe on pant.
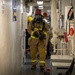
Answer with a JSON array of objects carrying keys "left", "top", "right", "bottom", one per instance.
[
  {"left": 31, "top": 60, "right": 37, "bottom": 65},
  {"left": 39, "top": 61, "right": 45, "bottom": 67}
]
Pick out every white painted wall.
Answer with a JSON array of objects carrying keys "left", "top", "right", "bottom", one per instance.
[{"left": 0, "top": 0, "right": 22, "bottom": 75}]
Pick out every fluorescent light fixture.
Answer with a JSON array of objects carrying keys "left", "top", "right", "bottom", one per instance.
[
  {"left": 39, "top": 6, "right": 43, "bottom": 8},
  {"left": 38, "top": 6, "right": 43, "bottom": 9},
  {"left": 47, "top": 10, "right": 51, "bottom": 12},
  {"left": 37, "top": 1, "right": 43, "bottom": 5}
]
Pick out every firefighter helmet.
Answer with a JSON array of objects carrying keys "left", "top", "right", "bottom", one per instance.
[
  {"left": 43, "top": 12, "right": 47, "bottom": 17},
  {"left": 28, "top": 16, "right": 33, "bottom": 22},
  {"left": 35, "top": 9, "right": 41, "bottom": 15}
]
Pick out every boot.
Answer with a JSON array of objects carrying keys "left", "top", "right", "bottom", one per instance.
[
  {"left": 31, "top": 65, "right": 36, "bottom": 70},
  {"left": 40, "top": 66, "right": 45, "bottom": 71}
]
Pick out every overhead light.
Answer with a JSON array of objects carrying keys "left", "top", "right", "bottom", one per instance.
[
  {"left": 37, "top": 1, "right": 43, "bottom": 5},
  {"left": 47, "top": 10, "right": 51, "bottom": 12},
  {"left": 39, "top": 6, "right": 43, "bottom": 8},
  {"left": 38, "top": 6, "right": 43, "bottom": 9}
]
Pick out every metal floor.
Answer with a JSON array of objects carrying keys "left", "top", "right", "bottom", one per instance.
[{"left": 19, "top": 56, "right": 50, "bottom": 75}]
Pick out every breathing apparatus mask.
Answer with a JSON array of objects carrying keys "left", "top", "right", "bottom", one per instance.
[{"left": 34, "top": 15, "right": 43, "bottom": 23}]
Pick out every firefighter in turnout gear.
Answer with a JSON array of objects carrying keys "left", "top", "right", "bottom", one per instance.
[{"left": 28, "top": 9, "right": 49, "bottom": 71}]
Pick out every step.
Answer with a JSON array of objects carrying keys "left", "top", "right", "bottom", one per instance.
[
  {"left": 51, "top": 55, "right": 73, "bottom": 62},
  {"left": 51, "top": 62, "right": 75, "bottom": 75}
]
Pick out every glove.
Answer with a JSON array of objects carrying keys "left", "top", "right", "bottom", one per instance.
[
  {"left": 39, "top": 33, "right": 46, "bottom": 40},
  {"left": 33, "top": 31, "right": 39, "bottom": 38}
]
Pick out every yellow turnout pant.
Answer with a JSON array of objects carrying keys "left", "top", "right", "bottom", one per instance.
[{"left": 28, "top": 38, "right": 46, "bottom": 67}]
